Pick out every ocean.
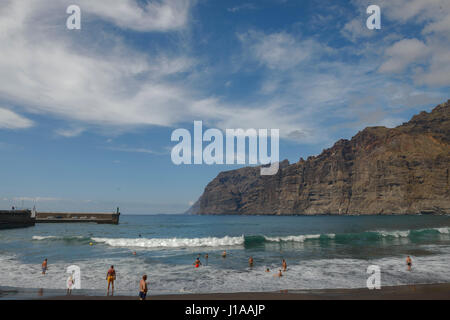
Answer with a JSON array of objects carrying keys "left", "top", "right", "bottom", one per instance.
[{"left": 1, "top": 214, "right": 450, "bottom": 298}]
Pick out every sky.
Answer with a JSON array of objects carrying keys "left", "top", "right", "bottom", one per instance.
[{"left": 0, "top": 0, "right": 449, "bottom": 214}]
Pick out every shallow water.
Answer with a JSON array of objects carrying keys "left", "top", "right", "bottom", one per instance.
[{"left": 1, "top": 214, "right": 450, "bottom": 296}]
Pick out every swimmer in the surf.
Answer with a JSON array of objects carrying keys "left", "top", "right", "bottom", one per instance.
[
  {"left": 222, "top": 250, "right": 227, "bottom": 258},
  {"left": 248, "top": 256, "right": 254, "bottom": 268},
  {"left": 193, "top": 257, "right": 202, "bottom": 268},
  {"left": 205, "top": 253, "right": 209, "bottom": 266}
]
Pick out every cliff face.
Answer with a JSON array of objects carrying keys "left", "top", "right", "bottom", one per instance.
[{"left": 190, "top": 100, "right": 450, "bottom": 215}]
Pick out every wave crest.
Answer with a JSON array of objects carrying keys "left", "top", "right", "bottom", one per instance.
[{"left": 91, "top": 235, "right": 245, "bottom": 248}]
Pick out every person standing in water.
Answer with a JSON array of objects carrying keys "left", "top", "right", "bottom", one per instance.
[
  {"left": 106, "top": 265, "right": 116, "bottom": 295},
  {"left": 248, "top": 257, "right": 254, "bottom": 268},
  {"left": 222, "top": 251, "right": 227, "bottom": 258},
  {"left": 41, "top": 258, "right": 48, "bottom": 275},
  {"left": 406, "top": 256, "right": 412, "bottom": 271},
  {"left": 139, "top": 275, "right": 148, "bottom": 300},
  {"left": 205, "top": 253, "right": 209, "bottom": 266},
  {"left": 282, "top": 259, "right": 287, "bottom": 272}
]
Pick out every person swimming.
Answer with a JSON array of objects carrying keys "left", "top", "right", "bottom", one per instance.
[
  {"left": 248, "top": 257, "right": 254, "bottom": 268},
  {"left": 205, "top": 253, "right": 209, "bottom": 266},
  {"left": 193, "top": 257, "right": 202, "bottom": 268},
  {"left": 265, "top": 268, "right": 270, "bottom": 273},
  {"left": 222, "top": 251, "right": 227, "bottom": 258},
  {"left": 274, "top": 269, "right": 283, "bottom": 277}
]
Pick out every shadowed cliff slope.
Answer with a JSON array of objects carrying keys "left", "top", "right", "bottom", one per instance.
[{"left": 189, "top": 100, "right": 450, "bottom": 215}]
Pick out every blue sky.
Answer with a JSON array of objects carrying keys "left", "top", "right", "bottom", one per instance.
[{"left": 0, "top": 0, "right": 449, "bottom": 213}]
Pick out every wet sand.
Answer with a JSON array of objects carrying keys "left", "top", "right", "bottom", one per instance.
[{"left": 37, "top": 283, "right": 450, "bottom": 300}]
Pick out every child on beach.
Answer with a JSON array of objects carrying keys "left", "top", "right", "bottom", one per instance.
[{"left": 67, "top": 274, "right": 74, "bottom": 295}]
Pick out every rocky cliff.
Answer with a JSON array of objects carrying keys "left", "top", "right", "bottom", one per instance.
[{"left": 190, "top": 100, "right": 450, "bottom": 215}]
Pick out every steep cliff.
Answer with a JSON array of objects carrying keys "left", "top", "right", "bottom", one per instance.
[{"left": 190, "top": 100, "right": 450, "bottom": 215}]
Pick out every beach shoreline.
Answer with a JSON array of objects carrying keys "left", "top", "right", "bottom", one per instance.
[{"left": 16, "top": 283, "right": 446, "bottom": 300}]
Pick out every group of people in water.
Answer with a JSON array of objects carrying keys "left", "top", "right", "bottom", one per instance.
[
  {"left": 39, "top": 254, "right": 414, "bottom": 299},
  {"left": 193, "top": 251, "right": 288, "bottom": 277}
]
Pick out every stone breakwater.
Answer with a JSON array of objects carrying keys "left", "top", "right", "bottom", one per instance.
[{"left": 0, "top": 210, "right": 35, "bottom": 229}]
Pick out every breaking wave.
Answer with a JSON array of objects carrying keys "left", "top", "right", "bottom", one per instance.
[
  {"left": 31, "top": 227, "right": 450, "bottom": 249},
  {"left": 92, "top": 235, "right": 245, "bottom": 248}
]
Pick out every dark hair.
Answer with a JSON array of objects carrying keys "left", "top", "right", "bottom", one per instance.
[
  {"left": 143, "top": 275, "right": 147, "bottom": 280},
  {"left": 111, "top": 265, "right": 114, "bottom": 268}
]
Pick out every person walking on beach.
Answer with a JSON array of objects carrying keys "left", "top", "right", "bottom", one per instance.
[
  {"left": 406, "top": 256, "right": 412, "bottom": 271},
  {"left": 106, "top": 265, "right": 116, "bottom": 295},
  {"left": 139, "top": 275, "right": 148, "bottom": 300},
  {"left": 282, "top": 259, "right": 287, "bottom": 272},
  {"left": 248, "top": 256, "right": 254, "bottom": 268},
  {"left": 41, "top": 258, "right": 48, "bottom": 275}
]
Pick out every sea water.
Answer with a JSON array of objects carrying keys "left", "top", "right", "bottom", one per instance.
[{"left": 0, "top": 214, "right": 450, "bottom": 297}]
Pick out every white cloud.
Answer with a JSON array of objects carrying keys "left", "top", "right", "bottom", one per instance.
[
  {"left": 227, "top": 3, "right": 257, "bottom": 13},
  {"left": 0, "top": 1, "right": 316, "bottom": 143},
  {"left": 0, "top": 108, "right": 33, "bottom": 129},
  {"left": 341, "top": 17, "right": 375, "bottom": 42},
  {"left": 11, "top": 196, "right": 62, "bottom": 202},
  {"left": 238, "top": 31, "right": 323, "bottom": 70},
  {"left": 104, "top": 146, "right": 167, "bottom": 155},
  {"left": 78, "top": 0, "right": 193, "bottom": 32},
  {"left": 55, "top": 127, "right": 85, "bottom": 138},
  {"left": 379, "top": 39, "right": 430, "bottom": 73}
]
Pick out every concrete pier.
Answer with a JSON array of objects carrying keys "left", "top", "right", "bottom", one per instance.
[
  {"left": 36, "top": 209, "right": 120, "bottom": 224},
  {"left": 0, "top": 210, "right": 36, "bottom": 229}
]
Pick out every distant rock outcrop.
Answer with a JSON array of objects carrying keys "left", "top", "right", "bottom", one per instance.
[{"left": 189, "top": 100, "right": 450, "bottom": 215}]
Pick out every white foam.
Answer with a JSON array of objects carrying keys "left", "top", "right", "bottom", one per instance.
[
  {"left": 264, "top": 233, "right": 335, "bottom": 242},
  {"left": 376, "top": 230, "right": 410, "bottom": 238},
  {"left": 32, "top": 236, "right": 57, "bottom": 240},
  {"left": 2, "top": 250, "right": 450, "bottom": 295},
  {"left": 91, "top": 235, "right": 245, "bottom": 248},
  {"left": 435, "top": 227, "right": 450, "bottom": 234}
]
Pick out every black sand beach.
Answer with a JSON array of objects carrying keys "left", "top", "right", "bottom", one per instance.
[{"left": 35, "top": 283, "right": 450, "bottom": 300}]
